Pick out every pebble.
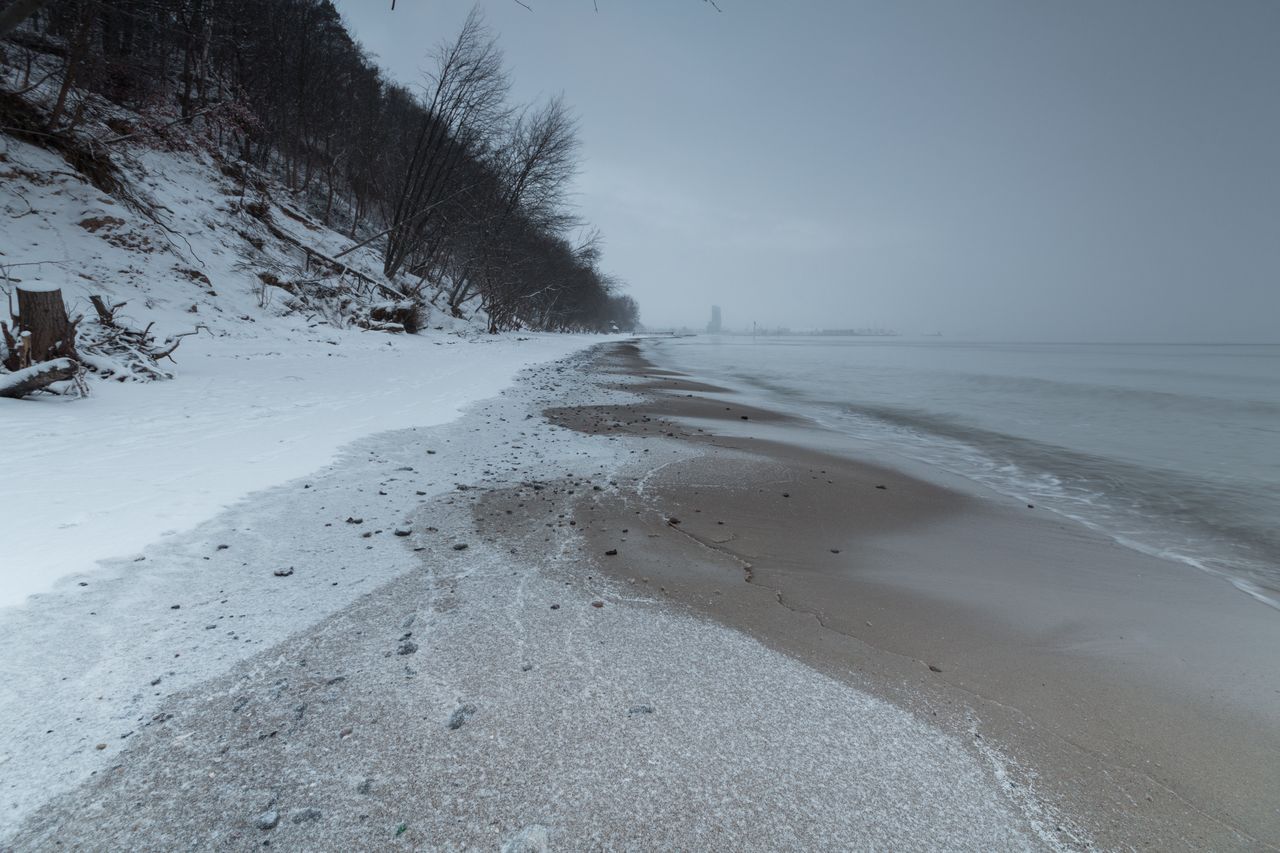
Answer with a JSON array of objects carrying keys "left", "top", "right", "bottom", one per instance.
[
  {"left": 447, "top": 703, "right": 477, "bottom": 730},
  {"left": 291, "top": 808, "right": 322, "bottom": 825},
  {"left": 628, "top": 704, "right": 654, "bottom": 716},
  {"left": 394, "top": 529, "right": 411, "bottom": 536},
  {"left": 591, "top": 600, "right": 604, "bottom": 608},
  {"left": 452, "top": 543, "right": 468, "bottom": 551},
  {"left": 273, "top": 567, "right": 293, "bottom": 577},
  {"left": 255, "top": 810, "right": 280, "bottom": 831},
  {"left": 397, "top": 640, "right": 418, "bottom": 656},
  {"left": 604, "top": 548, "right": 618, "bottom": 556}
]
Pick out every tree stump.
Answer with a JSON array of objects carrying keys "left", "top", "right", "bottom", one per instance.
[{"left": 16, "top": 286, "right": 76, "bottom": 363}]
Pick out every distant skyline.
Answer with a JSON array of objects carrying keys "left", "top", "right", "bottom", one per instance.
[{"left": 333, "top": 0, "right": 1280, "bottom": 342}]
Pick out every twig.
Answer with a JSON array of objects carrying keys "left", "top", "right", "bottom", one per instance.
[
  {"left": 151, "top": 324, "right": 210, "bottom": 361},
  {"left": 101, "top": 105, "right": 223, "bottom": 146}
]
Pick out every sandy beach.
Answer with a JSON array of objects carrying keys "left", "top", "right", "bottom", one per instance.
[
  {"left": 560, "top": 340, "right": 1280, "bottom": 850},
  {"left": 3, "top": 339, "right": 1277, "bottom": 851}
]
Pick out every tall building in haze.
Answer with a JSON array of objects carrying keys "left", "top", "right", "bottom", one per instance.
[{"left": 707, "top": 305, "right": 722, "bottom": 334}]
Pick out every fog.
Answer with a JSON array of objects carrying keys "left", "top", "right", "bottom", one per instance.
[{"left": 334, "top": 0, "right": 1279, "bottom": 342}]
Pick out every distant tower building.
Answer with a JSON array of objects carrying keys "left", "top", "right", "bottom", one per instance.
[{"left": 707, "top": 305, "right": 722, "bottom": 334}]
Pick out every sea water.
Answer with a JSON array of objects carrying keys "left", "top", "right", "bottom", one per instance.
[{"left": 646, "top": 336, "right": 1280, "bottom": 609}]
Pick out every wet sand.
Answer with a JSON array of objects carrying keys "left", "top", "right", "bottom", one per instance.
[{"left": 555, "top": 341, "right": 1280, "bottom": 851}]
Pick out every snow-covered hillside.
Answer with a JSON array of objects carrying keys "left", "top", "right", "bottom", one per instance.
[{"left": 0, "top": 97, "right": 609, "bottom": 607}]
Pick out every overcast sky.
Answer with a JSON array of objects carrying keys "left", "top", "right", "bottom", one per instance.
[{"left": 332, "top": 0, "right": 1278, "bottom": 341}]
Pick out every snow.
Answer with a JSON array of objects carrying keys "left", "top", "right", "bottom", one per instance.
[
  {"left": 0, "top": 331, "right": 605, "bottom": 607},
  {"left": 0, "top": 130, "right": 608, "bottom": 608}
]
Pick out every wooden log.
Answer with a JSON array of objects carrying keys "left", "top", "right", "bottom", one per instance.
[
  {"left": 16, "top": 286, "right": 75, "bottom": 361},
  {"left": 0, "top": 357, "right": 77, "bottom": 399}
]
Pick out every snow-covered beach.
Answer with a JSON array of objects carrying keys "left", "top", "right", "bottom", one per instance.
[
  {"left": 5, "top": 0, "right": 1278, "bottom": 847},
  {"left": 0, "top": 328, "right": 606, "bottom": 607},
  {"left": 1, "top": 342, "right": 1050, "bottom": 850},
  {"left": 6, "top": 335, "right": 1279, "bottom": 850}
]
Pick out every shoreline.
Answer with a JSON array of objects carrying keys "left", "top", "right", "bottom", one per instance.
[
  {"left": 1, "top": 343, "right": 1042, "bottom": 850},
  {"left": 4, "top": 338, "right": 1275, "bottom": 849},
  {"left": 561, "top": 339, "right": 1280, "bottom": 851}
]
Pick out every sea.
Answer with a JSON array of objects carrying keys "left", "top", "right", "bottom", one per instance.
[{"left": 645, "top": 336, "right": 1280, "bottom": 609}]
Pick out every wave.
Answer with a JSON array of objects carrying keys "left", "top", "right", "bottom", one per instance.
[
  {"left": 653, "top": 337, "right": 1280, "bottom": 608},
  {"left": 818, "top": 400, "right": 1280, "bottom": 607}
]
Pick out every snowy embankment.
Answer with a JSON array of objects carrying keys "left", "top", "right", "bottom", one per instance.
[{"left": 0, "top": 127, "right": 608, "bottom": 607}]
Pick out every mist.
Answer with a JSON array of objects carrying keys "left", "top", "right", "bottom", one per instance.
[{"left": 334, "top": 0, "right": 1280, "bottom": 342}]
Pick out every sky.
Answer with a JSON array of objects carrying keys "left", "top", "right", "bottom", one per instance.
[{"left": 332, "top": 0, "right": 1279, "bottom": 341}]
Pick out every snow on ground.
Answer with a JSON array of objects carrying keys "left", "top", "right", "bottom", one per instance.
[
  {"left": 0, "top": 349, "right": 626, "bottom": 837},
  {"left": 0, "top": 329, "right": 605, "bottom": 607}
]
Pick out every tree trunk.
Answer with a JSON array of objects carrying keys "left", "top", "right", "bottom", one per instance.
[
  {"left": 48, "top": 0, "right": 92, "bottom": 129},
  {"left": 0, "top": 357, "right": 77, "bottom": 399},
  {"left": 17, "top": 286, "right": 76, "bottom": 362}
]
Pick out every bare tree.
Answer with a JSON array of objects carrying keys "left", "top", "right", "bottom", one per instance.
[
  {"left": 383, "top": 6, "right": 509, "bottom": 280},
  {"left": 4, "top": 0, "right": 638, "bottom": 338},
  {"left": 449, "top": 95, "right": 580, "bottom": 323}
]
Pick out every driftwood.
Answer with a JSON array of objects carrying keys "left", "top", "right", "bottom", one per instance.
[{"left": 0, "top": 357, "right": 77, "bottom": 399}]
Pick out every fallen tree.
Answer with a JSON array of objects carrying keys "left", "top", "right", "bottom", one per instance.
[{"left": 0, "top": 357, "right": 77, "bottom": 399}]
